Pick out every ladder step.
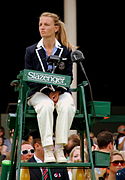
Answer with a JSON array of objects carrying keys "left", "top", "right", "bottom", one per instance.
[{"left": 20, "top": 162, "right": 92, "bottom": 168}]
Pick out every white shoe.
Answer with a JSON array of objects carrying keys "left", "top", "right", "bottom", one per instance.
[
  {"left": 55, "top": 148, "right": 67, "bottom": 163},
  {"left": 44, "top": 146, "right": 56, "bottom": 163}
]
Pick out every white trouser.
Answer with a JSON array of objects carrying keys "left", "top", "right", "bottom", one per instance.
[{"left": 28, "top": 92, "right": 76, "bottom": 147}]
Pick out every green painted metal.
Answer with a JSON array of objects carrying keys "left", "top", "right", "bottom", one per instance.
[
  {"left": 0, "top": 160, "right": 11, "bottom": 180},
  {"left": 78, "top": 84, "right": 96, "bottom": 180},
  {"left": 88, "top": 101, "right": 111, "bottom": 117},
  {"left": 20, "top": 162, "right": 92, "bottom": 167},
  {"left": 18, "top": 69, "right": 71, "bottom": 87},
  {"left": 92, "top": 151, "right": 110, "bottom": 167},
  {"left": 1, "top": 70, "right": 112, "bottom": 180}
]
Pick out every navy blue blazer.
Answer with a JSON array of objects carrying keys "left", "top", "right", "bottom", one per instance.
[
  {"left": 116, "top": 168, "right": 125, "bottom": 180},
  {"left": 28, "top": 156, "right": 69, "bottom": 180},
  {"left": 24, "top": 41, "right": 73, "bottom": 97}
]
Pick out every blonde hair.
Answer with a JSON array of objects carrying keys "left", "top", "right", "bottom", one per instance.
[
  {"left": 69, "top": 146, "right": 80, "bottom": 161},
  {"left": 39, "top": 12, "right": 76, "bottom": 50},
  {"left": 69, "top": 146, "right": 91, "bottom": 180},
  {"left": 120, "top": 150, "right": 125, "bottom": 160},
  {"left": 69, "top": 145, "right": 89, "bottom": 163},
  {"left": 110, "top": 149, "right": 124, "bottom": 162}
]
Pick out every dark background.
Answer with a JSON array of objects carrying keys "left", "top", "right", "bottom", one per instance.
[{"left": 0, "top": 1, "right": 124, "bottom": 113}]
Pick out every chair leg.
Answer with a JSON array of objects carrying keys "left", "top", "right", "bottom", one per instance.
[{"left": 79, "top": 131, "right": 84, "bottom": 162}]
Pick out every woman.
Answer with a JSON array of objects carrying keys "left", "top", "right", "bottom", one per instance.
[
  {"left": 68, "top": 146, "right": 91, "bottom": 180},
  {"left": 25, "top": 12, "right": 76, "bottom": 163},
  {"left": 104, "top": 150, "right": 125, "bottom": 180}
]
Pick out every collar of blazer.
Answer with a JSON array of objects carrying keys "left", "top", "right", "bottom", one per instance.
[
  {"left": 35, "top": 39, "right": 64, "bottom": 72},
  {"left": 37, "top": 38, "right": 61, "bottom": 48},
  {"left": 36, "top": 38, "right": 64, "bottom": 57}
]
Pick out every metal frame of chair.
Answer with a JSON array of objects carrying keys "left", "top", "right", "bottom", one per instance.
[{"left": 0, "top": 69, "right": 111, "bottom": 180}]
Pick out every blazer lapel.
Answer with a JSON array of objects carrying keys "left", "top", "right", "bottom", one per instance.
[
  {"left": 35, "top": 46, "right": 48, "bottom": 71},
  {"left": 28, "top": 156, "right": 42, "bottom": 179},
  {"left": 35, "top": 44, "right": 64, "bottom": 72},
  {"left": 54, "top": 47, "right": 63, "bottom": 57}
]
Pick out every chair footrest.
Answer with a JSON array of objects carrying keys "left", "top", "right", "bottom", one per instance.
[{"left": 20, "top": 162, "right": 92, "bottom": 168}]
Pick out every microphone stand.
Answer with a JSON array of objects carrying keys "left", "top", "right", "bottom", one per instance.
[
  {"left": 77, "top": 59, "right": 94, "bottom": 102},
  {"left": 74, "top": 58, "right": 96, "bottom": 118}
]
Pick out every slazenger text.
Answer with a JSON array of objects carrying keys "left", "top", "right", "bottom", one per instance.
[{"left": 27, "top": 72, "right": 66, "bottom": 85}]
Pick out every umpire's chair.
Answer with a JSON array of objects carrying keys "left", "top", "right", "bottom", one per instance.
[{"left": 1, "top": 69, "right": 111, "bottom": 180}]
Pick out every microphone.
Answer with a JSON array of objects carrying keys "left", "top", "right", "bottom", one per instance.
[
  {"left": 47, "top": 55, "right": 67, "bottom": 64},
  {"left": 47, "top": 55, "right": 67, "bottom": 73},
  {"left": 47, "top": 55, "right": 60, "bottom": 64},
  {"left": 71, "top": 50, "right": 85, "bottom": 63}
]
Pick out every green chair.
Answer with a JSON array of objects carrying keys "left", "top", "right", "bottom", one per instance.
[{"left": 2, "top": 69, "right": 111, "bottom": 180}]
